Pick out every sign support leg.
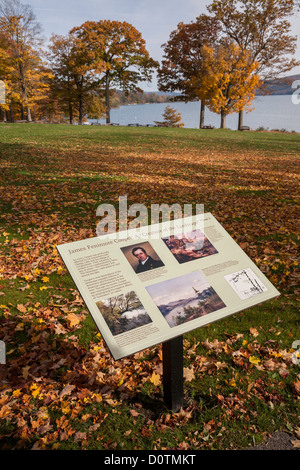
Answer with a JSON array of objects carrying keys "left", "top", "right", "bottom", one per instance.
[{"left": 162, "top": 335, "right": 184, "bottom": 412}]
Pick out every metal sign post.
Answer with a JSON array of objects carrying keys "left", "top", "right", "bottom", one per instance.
[{"left": 162, "top": 335, "right": 184, "bottom": 412}]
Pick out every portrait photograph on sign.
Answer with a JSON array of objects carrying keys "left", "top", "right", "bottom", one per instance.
[
  {"left": 120, "top": 241, "right": 165, "bottom": 274},
  {"left": 162, "top": 229, "right": 218, "bottom": 264}
]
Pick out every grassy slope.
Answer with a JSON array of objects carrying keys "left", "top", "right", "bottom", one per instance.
[{"left": 0, "top": 123, "right": 299, "bottom": 450}]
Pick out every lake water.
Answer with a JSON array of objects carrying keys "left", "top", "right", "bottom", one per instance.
[
  {"left": 164, "top": 298, "right": 201, "bottom": 327},
  {"left": 121, "top": 306, "right": 147, "bottom": 319},
  {"left": 91, "top": 95, "right": 300, "bottom": 132}
]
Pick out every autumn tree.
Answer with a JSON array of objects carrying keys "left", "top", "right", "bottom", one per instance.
[
  {"left": 49, "top": 32, "right": 109, "bottom": 124},
  {"left": 157, "top": 15, "right": 221, "bottom": 128},
  {"left": 208, "top": 0, "right": 300, "bottom": 129},
  {"left": 195, "top": 42, "right": 260, "bottom": 128},
  {"left": 71, "top": 20, "right": 158, "bottom": 123},
  {"left": 0, "top": 0, "right": 48, "bottom": 121},
  {"left": 48, "top": 33, "right": 89, "bottom": 124},
  {"left": 154, "top": 105, "right": 184, "bottom": 128},
  {"left": 0, "top": 27, "right": 10, "bottom": 119}
]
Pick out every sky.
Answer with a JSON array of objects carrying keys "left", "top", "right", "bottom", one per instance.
[{"left": 27, "top": 0, "right": 300, "bottom": 90}]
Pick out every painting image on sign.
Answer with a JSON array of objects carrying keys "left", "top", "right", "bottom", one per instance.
[
  {"left": 162, "top": 229, "right": 218, "bottom": 264},
  {"left": 96, "top": 291, "right": 152, "bottom": 336},
  {"left": 146, "top": 271, "right": 226, "bottom": 328}
]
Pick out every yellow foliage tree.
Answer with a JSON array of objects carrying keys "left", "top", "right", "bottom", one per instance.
[
  {"left": 0, "top": 36, "right": 9, "bottom": 116},
  {"left": 193, "top": 42, "right": 260, "bottom": 128},
  {"left": 208, "top": 0, "right": 300, "bottom": 129},
  {"left": 0, "top": 7, "right": 50, "bottom": 121}
]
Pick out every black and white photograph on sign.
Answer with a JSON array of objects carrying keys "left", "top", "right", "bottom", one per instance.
[
  {"left": 96, "top": 291, "right": 152, "bottom": 336},
  {"left": 146, "top": 271, "right": 226, "bottom": 328},
  {"left": 162, "top": 229, "right": 218, "bottom": 264},
  {"left": 120, "top": 242, "right": 165, "bottom": 274},
  {"left": 224, "top": 268, "right": 268, "bottom": 300}
]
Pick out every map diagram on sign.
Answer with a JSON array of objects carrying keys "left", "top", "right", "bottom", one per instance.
[{"left": 224, "top": 268, "right": 268, "bottom": 300}]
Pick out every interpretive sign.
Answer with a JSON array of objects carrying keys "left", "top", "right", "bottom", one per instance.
[{"left": 57, "top": 213, "right": 280, "bottom": 360}]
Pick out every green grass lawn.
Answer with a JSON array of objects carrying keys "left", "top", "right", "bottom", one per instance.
[{"left": 0, "top": 123, "right": 299, "bottom": 450}]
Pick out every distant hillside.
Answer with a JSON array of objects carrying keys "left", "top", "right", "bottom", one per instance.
[
  {"left": 114, "top": 90, "right": 173, "bottom": 106},
  {"left": 256, "top": 74, "right": 300, "bottom": 96},
  {"left": 152, "top": 76, "right": 300, "bottom": 99},
  {"left": 116, "top": 74, "right": 300, "bottom": 105}
]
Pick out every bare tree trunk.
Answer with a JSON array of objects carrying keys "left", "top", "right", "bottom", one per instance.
[
  {"left": 1, "top": 109, "right": 7, "bottom": 122},
  {"left": 9, "top": 101, "right": 14, "bottom": 122},
  {"left": 78, "top": 95, "right": 83, "bottom": 125},
  {"left": 220, "top": 110, "right": 226, "bottom": 129},
  {"left": 78, "top": 83, "right": 83, "bottom": 125},
  {"left": 238, "top": 109, "right": 244, "bottom": 130},
  {"left": 75, "top": 78, "right": 84, "bottom": 124},
  {"left": 20, "top": 72, "right": 32, "bottom": 122},
  {"left": 69, "top": 102, "right": 73, "bottom": 125},
  {"left": 199, "top": 101, "right": 205, "bottom": 129},
  {"left": 26, "top": 104, "right": 32, "bottom": 122},
  {"left": 105, "top": 73, "right": 111, "bottom": 124}
]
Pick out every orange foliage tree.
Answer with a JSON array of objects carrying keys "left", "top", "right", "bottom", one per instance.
[
  {"left": 48, "top": 33, "right": 103, "bottom": 124},
  {"left": 158, "top": 15, "right": 221, "bottom": 129},
  {"left": 71, "top": 20, "right": 159, "bottom": 124}
]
